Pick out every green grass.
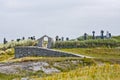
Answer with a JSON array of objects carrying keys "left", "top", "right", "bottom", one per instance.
[
  {"left": 33, "top": 64, "right": 120, "bottom": 80},
  {"left": 0, "top": 73, "right": 21, "bottom": 80},
  {"left": 57, "top": 48, "right": 120, "bottom": 59},
  {"left": 4, "top": 57, "right": 84, "bottom": 63},
  {"left": 112, "top": 36, "right": 120, "bottom": 42}
]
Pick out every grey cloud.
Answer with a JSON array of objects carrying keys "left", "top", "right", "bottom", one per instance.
[{"left": 0, "top": 0, "right": 120, "bottom": 42}]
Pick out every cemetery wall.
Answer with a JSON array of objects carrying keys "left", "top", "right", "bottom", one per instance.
[{"left": 15, "top": 46, "right": 80, "bottom": 58}]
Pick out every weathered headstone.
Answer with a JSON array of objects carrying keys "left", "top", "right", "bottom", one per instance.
[
  {"left": 66, "top": 37, "right": 69, "bottom": 41},
  {"left": 61, "top": 37, "right": 64, "bottom": 41},
  {"left": 55, "top": 36, "right": 59, "bottom": 41},
  {"left": 109, "top": 33, "right": 111, "bottom": 38},
  {"left": 92, "top": 31, "right": 95, "bottom": 39},
  {"left": 3, "top": 38, "right": 7, "bottom": 44},
  {"left": 101, "top": 30, "right": 104, "bottom": 39},
  {"left": 84, "top": 33, "right": 87, "bottom": 40},
  {"left": 22, "top": 37, "right": 25, "bottom": 40}
]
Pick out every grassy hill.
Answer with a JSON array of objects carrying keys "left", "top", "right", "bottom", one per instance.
[
  {"left": 0, "top": 61, "right": 120, "bottom": 80},
  {"left": 0, "top": 36, "right": 120, "bottom": 80},
  {"left": 58, "top": 48, "right": 120, "bottom": 59}
]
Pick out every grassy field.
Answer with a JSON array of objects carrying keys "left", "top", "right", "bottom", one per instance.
[
  {"left": 0, "top": 63, "right": 120, "bottom": 80},
  {"left": 0, "top": 57, "right": 120, "bottom": 80},
  {"left": 57, "top": 48, "right": 120, "bottom": 59},
  {"left": 37, "top": 64, "right": 120, "bottom": 80},
  {"left": 0, "top": 73, "right": 21, "bottom": 80},
  {"left": 0, "top": 44, "right": 120, "bottom": 80}
]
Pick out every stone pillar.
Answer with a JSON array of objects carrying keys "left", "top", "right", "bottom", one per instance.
[
  {"left": 47, "top": 38, "right": 53, "bottom": 48},
  {"left": 37, "top": 38, "right": 44, "bottom": 47}
]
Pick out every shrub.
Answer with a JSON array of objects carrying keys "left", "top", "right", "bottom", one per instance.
[{"left": 0, "top": 40, "right": 36, "bottom": 50}]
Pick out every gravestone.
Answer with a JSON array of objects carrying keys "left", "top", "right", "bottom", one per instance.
[{"left": 37, "top": 35, "right": 53, "bottom": 48}]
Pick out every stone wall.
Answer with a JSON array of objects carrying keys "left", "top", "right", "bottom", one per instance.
[{"left": 15, "top": 46, "right": 81, "bottom": 58}]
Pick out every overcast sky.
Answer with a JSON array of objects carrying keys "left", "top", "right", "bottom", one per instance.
[{"left": 0, "top": 0, "right": 120, "bottom": 43}]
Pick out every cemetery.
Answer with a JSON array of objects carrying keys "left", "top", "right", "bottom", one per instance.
[
  {"left": 0, "top": 30, "right": 120, "bottom": 80},
  {"left": 15, "top": 35, "right": 90, "bottom": 58},
  {"left": 14, "top": 30, "right": 116, "bottom": 58}
]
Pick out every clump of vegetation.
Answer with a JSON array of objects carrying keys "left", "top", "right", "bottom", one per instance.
[
  {"left": 0, "top": 48, "right": 14, "bottom": 61},
  {"left": 0, "top": 39, "right": 36, "bottom": 50},
  {"left": 53, "top": 38, "right": 120, "bottom": 48}
]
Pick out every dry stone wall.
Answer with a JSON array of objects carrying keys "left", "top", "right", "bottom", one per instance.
[{"left": 15, "top": 46, "right": 81, "bottom": 58}]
